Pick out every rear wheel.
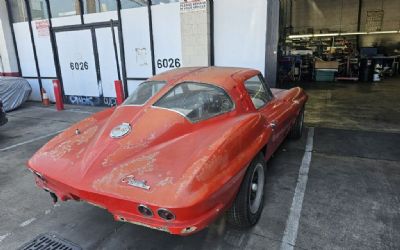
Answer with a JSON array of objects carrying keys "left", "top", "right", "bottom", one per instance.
[
  {"left": 226, "top": 154, "right": 265, "bottom": 228},
  {"left": 289, "top": 107, "right": 304, "bottom": 139}
]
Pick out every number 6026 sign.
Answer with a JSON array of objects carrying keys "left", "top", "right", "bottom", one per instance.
[
  {"left": 70, "top": 61, "right": 89, "bottom": 71},
  {"left": 157, "top": 58, "right": 181, "bottom": 69}
]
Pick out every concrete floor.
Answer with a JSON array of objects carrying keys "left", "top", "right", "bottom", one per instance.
[
  {"left": 0, "top": 78, "right": 400, "bottom": 249},
  {"left": 304, "top": 76, "right": 400, "bottom": 133}
]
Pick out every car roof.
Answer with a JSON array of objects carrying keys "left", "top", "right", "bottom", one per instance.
[{"left": 149, "top": 67, "right": 260, "bottom": 90}]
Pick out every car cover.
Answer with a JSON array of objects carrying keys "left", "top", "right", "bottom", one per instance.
[{"left": 0, "top": 77, "right": 32, "bottom": 112}]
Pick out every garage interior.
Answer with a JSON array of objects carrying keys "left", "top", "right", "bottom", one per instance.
[{"left": 1, "top": 0, "right": 400, "bottom": 249}]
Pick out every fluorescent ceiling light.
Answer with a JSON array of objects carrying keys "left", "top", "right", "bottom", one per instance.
[
  {"left": 288, "top": 30, "right": 399, "bottom": 39},
  {"left": 368, "top": 30, "right": 399, "bottom": 34}
]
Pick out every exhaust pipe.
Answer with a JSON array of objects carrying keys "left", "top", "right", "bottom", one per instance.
[{"left": 49, "top": 192, "right": 58, "bottom": 203}]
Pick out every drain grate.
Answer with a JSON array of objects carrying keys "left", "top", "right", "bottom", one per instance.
[{"left": 18, "top": 233, "right": 82, "bottom": 250}]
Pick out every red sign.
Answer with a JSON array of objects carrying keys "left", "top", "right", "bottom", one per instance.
[{"left": 35, "top": 20, "right": 50, "bottom": 37}]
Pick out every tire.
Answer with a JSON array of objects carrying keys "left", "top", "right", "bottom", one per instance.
[
  {"left": 226, "top": 154, "right": 266, "bottom": 228},
  {"left": 289, "top": 107, "right": 304, "bottom": 139}
]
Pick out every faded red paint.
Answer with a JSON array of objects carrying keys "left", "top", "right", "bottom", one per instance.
[{"left": 27, "top": 67, "right": 307, "bottom": 235}]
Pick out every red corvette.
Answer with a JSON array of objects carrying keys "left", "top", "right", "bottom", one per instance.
[{"left": 28, "top": 67, "right": 307, "bottom": 235}]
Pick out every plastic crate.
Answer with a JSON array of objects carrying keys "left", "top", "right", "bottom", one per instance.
[{"left": 315, "top": 70, "right": 336, "bottom": 82}]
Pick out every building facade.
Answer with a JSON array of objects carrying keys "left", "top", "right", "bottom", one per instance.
[{"left": 0, "top": 0, "right": 279, "bottom": 106}]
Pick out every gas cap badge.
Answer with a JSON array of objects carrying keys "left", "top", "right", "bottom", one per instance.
[{"left": 110, "top": 122, "right": 131, "bottom": 139}]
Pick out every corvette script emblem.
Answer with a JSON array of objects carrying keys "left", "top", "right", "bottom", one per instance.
[
  {"left": 110, "top": 122, "right": 131, "bottom": 138},
  {"left": 122, "top": 175, "right": 150, "bottom": 190}
]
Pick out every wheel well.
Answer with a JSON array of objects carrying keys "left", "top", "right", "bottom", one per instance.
[{"left": 260, "top": 144, "right": 268, "bottom": 157}]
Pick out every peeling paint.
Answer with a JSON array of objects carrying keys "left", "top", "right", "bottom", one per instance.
[
  {"left": 93, "top": 152, "right": 159, "bottom": 193},
  {"left": 36, "top": 126, "right": 98, "bottom": 161},
  {"left": 157, "top": 176, "right": 174, "bottom": 187}
]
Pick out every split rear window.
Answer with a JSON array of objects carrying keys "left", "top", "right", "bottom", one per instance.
[{"left": 153, "top": 82, "right": 234, "bottom": 122}]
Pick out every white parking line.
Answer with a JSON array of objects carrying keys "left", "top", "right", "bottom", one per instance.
[
  {"left": 280, "top": 127, "right": 315, "bottom": 250},
  {"left": 0, "top": 130, "right": 65, "bottom": 152},
  {"left": 19, "top": 218, "right": 37, "bottom": 227},
  {"left": 0, "top": 233, "right": 11, "bottom": 243},
  {"left": 20, "top": 106, "right": 95, "bottom": 114}
]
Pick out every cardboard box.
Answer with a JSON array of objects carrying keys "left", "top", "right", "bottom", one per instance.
[{"left": 315, "top": 60, "right": 339, "bottom": 69}]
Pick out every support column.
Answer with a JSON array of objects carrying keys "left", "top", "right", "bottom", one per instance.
[
  {"left": 0, "top": 0, "right": 19, "bottom": 76},
  {"left": 180, "top": 0, "right": 210, "bottom": 67}
]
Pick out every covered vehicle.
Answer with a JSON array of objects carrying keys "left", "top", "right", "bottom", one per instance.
[
  {"left": 27, "top": 67, "right": 307, "bottom": 235},
  {"left": 0, "top": 99, "right": 7, "bottom": 126},
  {"left": 0, "top": 77, "right": 32, "bottom": 112}
]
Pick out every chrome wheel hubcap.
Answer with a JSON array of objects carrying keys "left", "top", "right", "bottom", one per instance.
[{"left": 249, "top": 163, "right": 265, "bottom": 214}]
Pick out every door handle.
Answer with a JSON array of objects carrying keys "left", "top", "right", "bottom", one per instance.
[{"left": 269, "top": 121, "right": 277, "bottom": 129}]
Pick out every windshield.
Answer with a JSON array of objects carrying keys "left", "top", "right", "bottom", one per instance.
[
  {"left": 153, "top": 82, "right": 234, "bottom": 122},
  {"left": 123, "top": 81, "right": 166, "bottom": 105}
]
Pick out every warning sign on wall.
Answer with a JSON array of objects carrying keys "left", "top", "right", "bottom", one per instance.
[
  {"left": 180, "top": 0, "right": 207, "bottom": 13},
  {"left": 35, "top": 20, "right": 50, "bottom": 37}
]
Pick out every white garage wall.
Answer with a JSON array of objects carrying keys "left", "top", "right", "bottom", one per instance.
[
  {"left": 151, "top": 2, "right": 182, "bottom": 74},
  {"left": 51, "top": 15, "right": 81, "bottom": 27},
  {"left": 214, "top": 0, "right": 267, "bottom": 74},
  {"left": 96, "top": 27, "right": 121, "bottom": 98},
  {"left": 31, "top": 20, "right": 56, "bottom": 77},
  {"left": 121, "top": 7, "right": 153, "bottom": 78},
  {"left": 55, "top": 30, "right": 100, "bottom": 97},
  {"left": 84, "top": 11, "right": 118, "bottom": 24},
  {"left": 26, "top": 79, "right": 41, "bottom": 101},
  {"left": 13, "top": 22, "right": 36, "bottom": 77}
]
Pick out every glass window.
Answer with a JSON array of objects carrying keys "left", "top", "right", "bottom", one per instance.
[
  {"left": 244, "top": 75, "right": 272, "bottom": 109},
  {"left": 9, "top": 0, "right": 28, "bottom": 23},
  {"left": 84, "top": 0, "right": 117, "bottom": 13},
  {"left": 29, "top": 0, "right": 49, "bottom": 20},
  {"left": 49, "top": 0, "right": 80, "bottom": 17},
  {"left": 121, "top": 0, "right": 147, "bottom": 9},
  {"left": 124, "top": 81, "right": 166, "bottom": 105},
  {"left": 151, "top": 0, "right": 179, "bottom": 5},
  {"left": 154, "top": 82, "right": 234, "bottom": 123}
]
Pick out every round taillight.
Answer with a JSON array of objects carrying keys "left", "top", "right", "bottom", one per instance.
[
  {"left": 138, "top": 204, "right": 153, "bottom": 217},
  {"left": 157, "top": 208, "right": 175, "bottom": 221}
]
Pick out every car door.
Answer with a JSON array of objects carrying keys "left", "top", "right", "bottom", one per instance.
[{"left": 243, "top": 74, "right": 290, "bottom": 155}]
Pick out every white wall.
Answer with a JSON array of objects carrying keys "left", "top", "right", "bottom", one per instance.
[
  {"left": 214, "top": 0, "right": 268, "bottom": 74},
  {"left": 0, "top": 0, "right": 19, "bottom": 74},
  {"left": 152, "top": 2, "right": 183, "bottom": 74}
]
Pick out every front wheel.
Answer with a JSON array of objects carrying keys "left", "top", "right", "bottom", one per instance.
[
  {"left": 289, "top": 107, "right": 304, "bottom": 139},
  {"left": 226, "top": 154, "right": 265, "bottom": 228}
]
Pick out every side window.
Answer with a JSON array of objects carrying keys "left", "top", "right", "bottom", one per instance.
[{"left": 244, "top": 75, "right": 272, "bottom": 109}]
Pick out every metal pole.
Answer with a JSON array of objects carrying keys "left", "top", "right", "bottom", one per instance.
[
  {"left": 147, "top": 0, "right": 156, "bottom": 76},
  {"left": 5, "top": 0, "right": 22, "bottom": 75},
  {"left": 116, "top": 0, "right": 129, "bottom": 98},
  {"left": 110, "top": 19, "right": 121, "bottom": 81},
  {"left": 25, "top": 0, "right": 44, "bottom": 100}
]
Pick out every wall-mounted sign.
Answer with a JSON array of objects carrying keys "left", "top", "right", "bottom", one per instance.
[
  {"left": 180, "top": 0, "right": 207, "bottom": 13},
  {"left": 366, "top": 10, "right": 384, "bottom": 32},
  {"left": 35, "top": 20, "right": 50, "bottom": 37}
]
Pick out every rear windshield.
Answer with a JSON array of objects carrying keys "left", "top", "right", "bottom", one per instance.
[
  {"left": 153, "top": 82, "right": 234, "bottom": 122},
  {"left": 123, "top": 81, "right": 166, "bottom": 105}
]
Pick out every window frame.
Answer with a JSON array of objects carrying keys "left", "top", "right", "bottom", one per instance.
[
  {"left": 152, "top": 81, "right": 236, "bottom": 123},
  {"left": 243, "top": 74, "right": 274, "bottom": 110}
]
